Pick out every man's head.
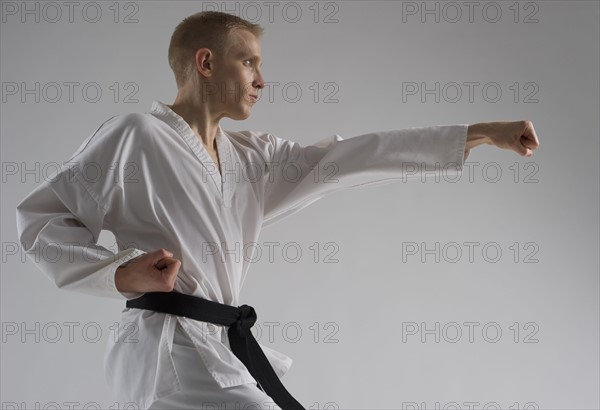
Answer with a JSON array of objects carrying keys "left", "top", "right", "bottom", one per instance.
[{"left": 168, "top": 11, "right": 265, "bottom": 119}]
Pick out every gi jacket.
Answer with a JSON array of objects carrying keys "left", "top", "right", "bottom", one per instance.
[{"left": 15, "top": 100, "right": 468, "bottom": 409}]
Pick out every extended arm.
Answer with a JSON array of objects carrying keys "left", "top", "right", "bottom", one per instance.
[{"left": 259, "top": 120, "right": 540, "bottom": 227}]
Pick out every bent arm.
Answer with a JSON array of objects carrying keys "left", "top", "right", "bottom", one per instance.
[{"left": 15, "top": 171, "right": 146, "bottom": 300}]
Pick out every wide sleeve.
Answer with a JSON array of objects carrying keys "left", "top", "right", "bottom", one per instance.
[
  {"left": 261, "top": 124, "right": 468, "bottom": 227},
  {"left": 15, "top": 115, "right": 148, "bottom": 300}
]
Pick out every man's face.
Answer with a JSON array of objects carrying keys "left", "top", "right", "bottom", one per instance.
[{"left": 208, "top": 29, "right": 265, "bottom": 120}]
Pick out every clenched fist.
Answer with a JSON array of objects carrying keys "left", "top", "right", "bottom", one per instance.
[
  {"left": 115, "top": 248, "right": 181, "bottom": 294},
  {"left": 466, "top": 120, "right": 540, "bottom": 160}
]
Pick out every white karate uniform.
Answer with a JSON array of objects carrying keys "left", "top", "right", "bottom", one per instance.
[{"left": 15, "top": 100, "right": 468, "bottom": 409}]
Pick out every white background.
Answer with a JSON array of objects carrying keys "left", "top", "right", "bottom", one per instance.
[{"left": 2, "top": 1, "right": 598, "bottom": 409}]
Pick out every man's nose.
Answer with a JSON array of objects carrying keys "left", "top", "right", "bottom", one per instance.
[{"left": 254, "top": 70, "right": 265, "bottom": 90}]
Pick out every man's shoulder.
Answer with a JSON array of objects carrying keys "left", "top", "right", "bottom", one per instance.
[
  {"left": 92, "top": 111, "right": 161, "bottom": 145},
  {"left": 225, "top": 129, "right": 281, "bottom": 159},
  {"left": 68, "top": 112, "right": 158, "bottom": 163},
  {"left": 227, "top": 129, "right": 272, "bottom": 143},
  {"left": 103, "top": 111, "right": 158, "bottom": 133}
]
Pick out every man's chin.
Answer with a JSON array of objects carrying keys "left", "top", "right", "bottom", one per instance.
[{"left": 231, "top": 109, "right": 252, "bottom": 121}]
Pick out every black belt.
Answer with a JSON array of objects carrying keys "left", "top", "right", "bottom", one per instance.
[{"left": 125, "top": 291, "right": 305, "bottom": 409}]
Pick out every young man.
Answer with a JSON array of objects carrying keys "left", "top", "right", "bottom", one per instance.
[{"left": 15, "top": 10, "right": 540, "bottom": 410}]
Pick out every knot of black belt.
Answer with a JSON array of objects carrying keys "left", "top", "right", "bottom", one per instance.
[
  {"left": 126, "top": 291, "right": 305, "bottom": 409},
  {"left": 235, "top": 304, "right": 257, "bottom": 335}
]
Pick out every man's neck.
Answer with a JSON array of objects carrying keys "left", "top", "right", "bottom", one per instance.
[{"left": 168, "top": 100, "right": 220, "bottom": 152}]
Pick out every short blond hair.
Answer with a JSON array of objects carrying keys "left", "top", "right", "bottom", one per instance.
[{"left": 168, "top": 11, "right": 264, "bottom": 89}]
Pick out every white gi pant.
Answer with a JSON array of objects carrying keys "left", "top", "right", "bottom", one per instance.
[{"left": 148, "top": 322, "right": 282, "bottom": 410}]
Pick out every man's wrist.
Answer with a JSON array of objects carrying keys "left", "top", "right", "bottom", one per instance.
[
  {"left": 467, "top": 123, "right": 493, "bottom": 150},
  {"left": 115, "top": 265, "right": 131, "bottom": 292}
]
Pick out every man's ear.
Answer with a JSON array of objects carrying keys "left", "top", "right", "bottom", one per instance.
[{"left": 194, "top": 48, "right": 213, "bottom": 77}]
